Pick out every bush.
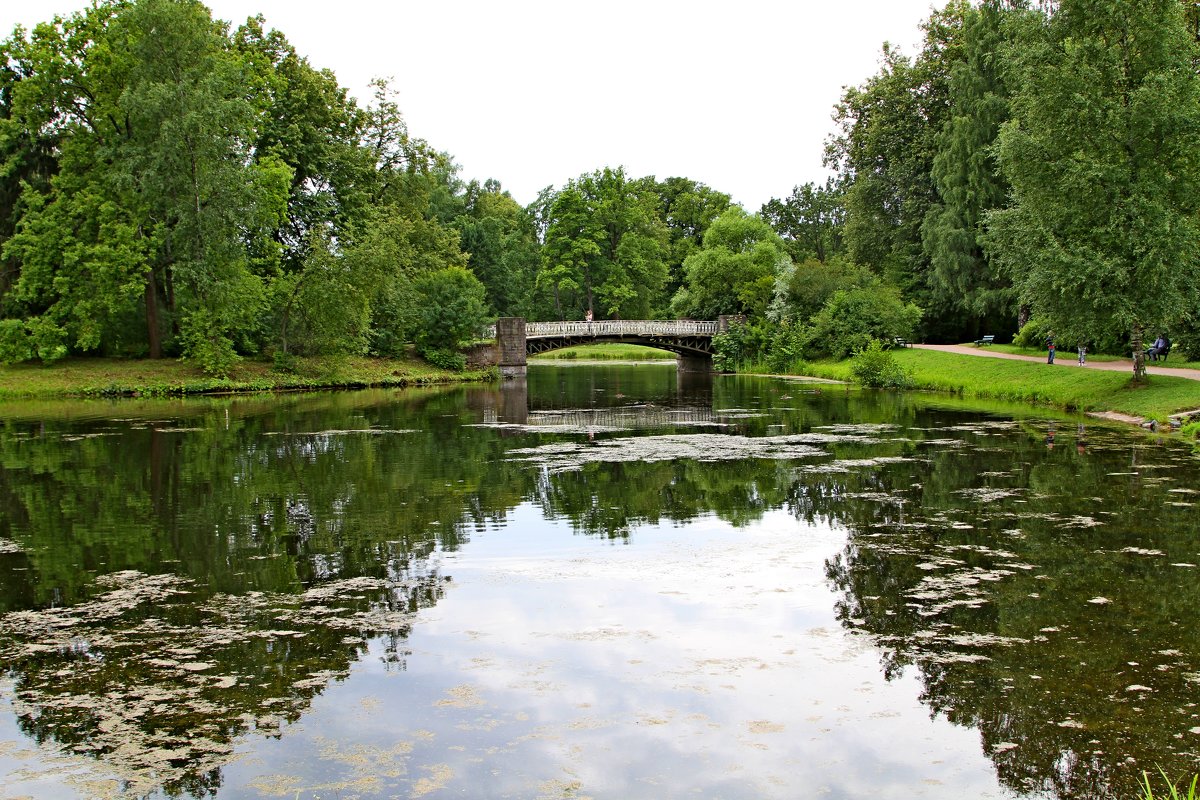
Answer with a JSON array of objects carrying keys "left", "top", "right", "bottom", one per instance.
[
  {"left": 1014, "top": 317, "right": 1051, "bottom": 349},
  {"left": 420, "top": 347, "right": 466, "bottom": 372},
  {"left": 180, "top": 310, "right": 239, "bottom": 377},
  {"left": 804, "top": 283, "right": 922, "bottom": 359},
  {"left": 412, "top": 267, "right": 490, "bottom": 355},
  {"left": 713, "top": 322, "right": 768, "bottom": 372},
  {"left": 766, "top": 320, "right": 807, "bottom": 373},
  {"left": 850, "top": 339, "right": 912, "bottom": 388}
]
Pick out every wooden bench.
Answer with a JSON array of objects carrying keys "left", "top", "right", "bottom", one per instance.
[
  {"left": 974, "top": 335, "right": 995, "bottom": 346},
  {"left": 892, "top": 337, "right": 912, "bottom": 348}
]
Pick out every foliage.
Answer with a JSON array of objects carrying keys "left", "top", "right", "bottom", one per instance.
[
  {"left": 410, "top": 266, "right": 490, "bottom": 360},
  {"left": 712, "top": 322, "right": 767, "bottom": 373},
  {"left": 644, "top": 176, "right": 733, "bottom": 300},
  {"left": 803, "top": 283, "right": 923, "bottom": 359},
  {"left": 827, "top": 3, "right": 970, "bottom": 339},
  {"left": 771, "top": 256, "right": 874, "bottom": 324},
  {"left": 672, "top": 208, "right": 790, "bottom": 321},
  {"left": 541, "top": 167, "right": 668, "bottom": 321},
  {"left": 921, "top": 0, "right": 1017, "bottom": 327},
  {"left": 1012, "top": 317, "right": 1050, "bottom": 350},
  {"left": 760, "top": 177, "right": 845, "bottom": 263},
  {"left": 849, "top": 338, "right": 912, "bottom": 388},
  {"left": 418, "top": 348, "right": 467, "bottom": 372},
  {"left": 986, "top": 0, "right": 1200, "bottom": 376}
]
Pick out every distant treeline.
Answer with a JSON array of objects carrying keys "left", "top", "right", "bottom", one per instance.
[{"left": 1, "top": 0, "right": 1198, "bottom": 374}]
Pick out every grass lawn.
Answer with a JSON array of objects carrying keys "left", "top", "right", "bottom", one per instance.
[
  {"left": 791, "top": 348, "right": 1200, "bottom": 420},
  {"left": 0, "top": 355, "right": 488, "bottom": 399},
  {"left": 531, "top": 344, "right": 676, "bottom": 361},
  {"left": 960, "top": 341, "right": 1200, "bottom": 369}
]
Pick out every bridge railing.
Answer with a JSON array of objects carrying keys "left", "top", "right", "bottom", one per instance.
[{"left": 483, "top": 320, "right": 718, "bottom": 339}]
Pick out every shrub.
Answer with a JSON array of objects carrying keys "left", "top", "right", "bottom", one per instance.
[
  {"left": 713, "top": 322, "right": 768, "bottom": 372},
  {"left": 412, "top": 267, "right": 490, "bottom": 355},
  {"left": 850, "top": 339, "right": 912, "bottom": 388},
  {"left": 0, "top": 320, "right": 31, "bottom": 364},
  {"left": 420, "top": 348, "right": 466, "bottom": 372},
  {"left": 180, "top": 310, "right": 239, "bottom": 377},
  {"left": 1014, "top": 317, "right": 1051, "bottom": 349},
  {"left": 805, "top": 283, "right": 922, "bottom": 359}
]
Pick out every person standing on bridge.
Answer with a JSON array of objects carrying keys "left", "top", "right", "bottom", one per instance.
[{"left": 585, "top": 308, "right": 593, "bottom": 323}]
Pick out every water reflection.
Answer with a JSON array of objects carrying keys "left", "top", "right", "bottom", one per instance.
[{"left": 0, "top": 367, "right": 1197, "bottom": 798}]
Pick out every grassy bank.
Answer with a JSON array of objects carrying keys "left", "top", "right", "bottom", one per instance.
[
  {"left": 0, "top": 355, "right": 492, "bottom": 400},
  {"left": 758, "top": 349, "right": 1200, "bottom": 420},
  {"left": 531, "top": 343, "right": 676, "bottom": 360}
]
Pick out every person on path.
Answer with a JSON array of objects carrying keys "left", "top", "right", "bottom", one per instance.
[
  {"left": 1046, "top": 332, "right": 1056, "bottom": 364},
  {"left": 1078, "top": 342, "right": 1087, "bottom": 365}
]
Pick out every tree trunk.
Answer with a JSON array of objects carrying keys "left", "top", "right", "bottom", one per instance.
[
  {"left": 1017, "top": 304, "right": 1031, "bottom": 331},
  {"left": 1131, "top": 324, "right": 1146, "bottom": 382},
  {"left": 145, "top": 269, "right": 162, "bottom": 359}
]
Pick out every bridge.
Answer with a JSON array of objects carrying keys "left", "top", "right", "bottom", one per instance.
[{"left": 487, "top": 317, "right": 742, "bottom": 376}]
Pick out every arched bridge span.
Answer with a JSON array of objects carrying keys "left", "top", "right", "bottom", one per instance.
[{"left": 488, "top": 317, "right": 741, "bottom": 376}]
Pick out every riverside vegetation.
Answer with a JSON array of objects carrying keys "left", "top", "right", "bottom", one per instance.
[{"left": 3, "top": 0, "right": 1200, "bottom": 395}]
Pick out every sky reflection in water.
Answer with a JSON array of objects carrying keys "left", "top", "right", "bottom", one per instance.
[{"left": 0, "top": 364, "right": 1196, "bottom": 798}]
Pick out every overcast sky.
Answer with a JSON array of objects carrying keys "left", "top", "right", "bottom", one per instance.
[{"left": 2, "top": 0, "right": 936, "bottom": 210}]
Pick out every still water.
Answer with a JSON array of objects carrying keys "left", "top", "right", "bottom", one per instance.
[{"left": 0, "top": 364, "right": 1198, "bottom": 799}]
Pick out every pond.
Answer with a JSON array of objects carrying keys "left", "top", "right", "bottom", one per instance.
[{"left": 0, "top": 363, "right": 1198, "bottom": 799}]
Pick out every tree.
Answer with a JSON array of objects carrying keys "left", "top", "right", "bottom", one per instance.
[
  {"left": 827, "top": 2, "right": 971, "bottom": 340},
  {"left": 2, "top": 0, "right": 290, "bottom": 371},
  {"left": 542, "top": 167, "right": 667, "bottom": 320},
  {"left": 671, "top": 208, "right": 790, "bottom": 320},
  {"left": 921, "top": 0, "right": 1019, "bottom": 332},
  {"left": 986, "top": 0, "right": 1200, "bottom": 379},
  {"left": 453, "top": 179, "right": 539, "bottom": 318},
  {"left": 760, "top": 178, "right": 845, "bottom": 264},
  {"left": 643, "top": 176, "right": 732, "bottom": 303}
]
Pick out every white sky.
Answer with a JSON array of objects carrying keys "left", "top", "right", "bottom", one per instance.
[{"left": 2, "top": 0, "right": 936, "bottom": 210}]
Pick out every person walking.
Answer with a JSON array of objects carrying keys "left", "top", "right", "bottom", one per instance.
[
  {"left": 1077, "top": 342, "right": 1087, "bottom": 365},
  {"left": 1046, "top": 332, "right": 1056, "bottom": 364}
]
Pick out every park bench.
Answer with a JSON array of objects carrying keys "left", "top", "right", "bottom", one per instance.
[
  {"left": 974, "top": 335, "right": 995, "bottom": 346},
  {"left": 1147, "top": 341, "right": 1172, "bottom": 362},
  {"left": 892, "top": 337, "right": 912, "bottom": 348}
]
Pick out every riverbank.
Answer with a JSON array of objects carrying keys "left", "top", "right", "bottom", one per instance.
[
  {"left": 0, "top": 355, "right": 493, "bottom": 400},
  {"left": 773, "top": 348, "right": 1200, "bottom": 422}
]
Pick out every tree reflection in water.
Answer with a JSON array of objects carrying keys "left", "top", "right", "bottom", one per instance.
[{"left": 0, "top": 370, "right": 1197, "bottom": 798}]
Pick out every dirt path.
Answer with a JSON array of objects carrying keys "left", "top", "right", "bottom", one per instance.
[{"left": 913, "top": 343, "right": 1200, "bottom": 382}]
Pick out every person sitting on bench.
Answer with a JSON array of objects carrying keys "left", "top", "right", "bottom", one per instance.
[{"left": 1146, "top": 334, "right": 1170, "bottom": 361}]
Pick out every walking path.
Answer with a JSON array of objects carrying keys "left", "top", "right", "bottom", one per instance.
[{"left": 914, "top": 343, "right": 1200, "bottom": 382}]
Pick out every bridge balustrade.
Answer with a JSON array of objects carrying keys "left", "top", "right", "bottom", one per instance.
[{"left": 484, "top": 320, "right": 719, "bottom": 339}]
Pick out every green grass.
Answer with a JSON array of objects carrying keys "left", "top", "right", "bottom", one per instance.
[
  {"left": 530, "top": 344, "right": 677, "bottom": 361},
  {"left": 0, "top": 354, "right": 491, "bottom": 399},
  {"left": 785, "top": 348, "right": 1200, "bottom": 420},
  {"left": 962, "top": 341, "right": 1200, "bottom": 369},
  {"left": 1141, "top": 770, "right": 1199, "bottom": 800}
]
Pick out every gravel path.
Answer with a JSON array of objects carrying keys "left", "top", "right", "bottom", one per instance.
[{"left": 913, "top": 343, "right": 1200, "bottom": 382}]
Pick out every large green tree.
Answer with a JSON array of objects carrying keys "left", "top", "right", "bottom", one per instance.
[
  {"left": 986, "top": 0, "right": 1200, "bottom": 377},
  {"left": 3, "top": 0, "right": 290, "bottom": 370},
  {"left": 643, "top": 176, "right": 732, "bottom": 303},
  {"left": 541, "top": 167, "right": 667, "bottom": 320},
  {"left": 921, "top": 0, "right": 1018, "bottom": 333},
  {"left": 760, "top": 178, "right": 845, "bottom": 264},
  {"left": 671, "top": 208, "right": 790, "bottom": 320},
  {"left": 828, "top": 2, "right": 970, "bottom": 340}
]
